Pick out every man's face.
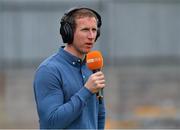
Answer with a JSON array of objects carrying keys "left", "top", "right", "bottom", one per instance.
[{"left": 71, "top": 17, "right": 98, "bottom": 56}]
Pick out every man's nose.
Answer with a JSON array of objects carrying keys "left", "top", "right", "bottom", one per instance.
[{"left": 87, "top": 31, "right": 96, "bottom": 39}]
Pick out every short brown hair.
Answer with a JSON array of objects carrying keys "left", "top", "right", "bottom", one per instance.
[{"left": 66, "top": 8, "right": 98, "bottom": 30}]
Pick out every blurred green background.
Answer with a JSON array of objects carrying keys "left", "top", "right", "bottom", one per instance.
[{"left": 1, "top": 0, "right": 180, "bottom": 129}]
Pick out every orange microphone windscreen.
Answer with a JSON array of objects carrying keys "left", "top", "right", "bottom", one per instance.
[{"left": 86, "top": 51, "right": 103, "bottom": 70}]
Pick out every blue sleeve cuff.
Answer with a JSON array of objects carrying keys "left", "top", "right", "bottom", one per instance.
[{"left": 76, "top": 87, "right": 93, "bottom": 103}]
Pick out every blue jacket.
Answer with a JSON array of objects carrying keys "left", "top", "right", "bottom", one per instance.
[{"left": 33, "top": 46, "right": 106, "bottom": 129}]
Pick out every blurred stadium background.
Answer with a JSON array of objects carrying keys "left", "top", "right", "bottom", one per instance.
[{"left": 1, "top": 0, "right": 180, "bottom": 129}]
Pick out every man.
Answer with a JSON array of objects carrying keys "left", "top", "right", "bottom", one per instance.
[{"left": 33, "top": 7, "right": 106, "bottom": 129}]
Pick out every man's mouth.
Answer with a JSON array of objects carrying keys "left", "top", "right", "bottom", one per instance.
[{"left": 85, "top": 43, "right": 93, "bottom": 46}]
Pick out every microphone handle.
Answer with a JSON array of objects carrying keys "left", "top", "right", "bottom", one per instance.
[
  {"left": 92, "top": 69, "right": 100, "bottom": 73},
  {"left": 97, "top": 89, "right": 103, "bottom": 104},
  {"left": 92, "top": 69, "right": 103, "bottom": 104}
]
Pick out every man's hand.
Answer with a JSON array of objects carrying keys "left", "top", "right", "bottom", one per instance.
[{"left": 85, "top": 71, "right": 106, "bottom": 93}]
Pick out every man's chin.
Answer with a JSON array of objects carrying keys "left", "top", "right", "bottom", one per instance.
[{"left": 83, "top": 49, "right": 92, "bottom": 54}]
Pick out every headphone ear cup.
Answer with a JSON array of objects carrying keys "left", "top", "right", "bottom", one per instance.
[
  {"left": 95, "top": 28, "right": 100, "bottom": 41},
  {"left": 60, "top": 22, "right": 73, "bottom": 43}
]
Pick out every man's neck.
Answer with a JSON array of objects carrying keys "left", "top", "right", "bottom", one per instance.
[{"left": 64, "top": 45, "right": 85, "bottom": 60}]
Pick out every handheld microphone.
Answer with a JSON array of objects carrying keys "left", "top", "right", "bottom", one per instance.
[{"left": 86, "top": 51, "right": 104, "bottom": 104}]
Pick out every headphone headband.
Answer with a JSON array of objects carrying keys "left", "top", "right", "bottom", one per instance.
[{"left": 62, "top": 7, "right": 102, "bottom": 28}]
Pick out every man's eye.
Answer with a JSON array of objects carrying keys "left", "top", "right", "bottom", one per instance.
[
  {"left": 92, "top": 29, "right": 97, "bottom": 32},
  {"left": 82, "top": 28, "right": 89, "bottom": 31}
]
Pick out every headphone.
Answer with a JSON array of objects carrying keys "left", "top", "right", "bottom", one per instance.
[{"left": 60, "top": 7, "right": 102, "bottom": 43}]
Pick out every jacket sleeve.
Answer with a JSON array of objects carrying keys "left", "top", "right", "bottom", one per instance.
[
  {"left": 33, "top": 66, "right": 93, "bottom": 129},
  {"left": 98, "top": 98, "right": 106, "bottom": 129}
]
